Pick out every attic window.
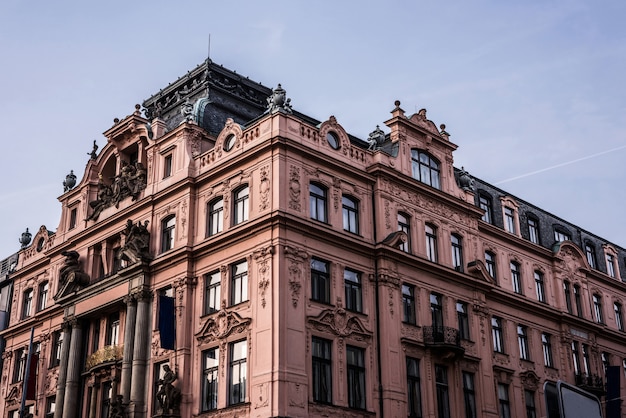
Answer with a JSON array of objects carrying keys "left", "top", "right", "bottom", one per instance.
[
  {"left": 326, "top": 132, "right": 340, "bottom": 150},
  {"left": 224, "top": 134, "right": 236, "bottom": 152}
]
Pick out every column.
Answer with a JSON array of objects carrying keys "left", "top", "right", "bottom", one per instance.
[
  {"left": 120, "top": 295, "right": 137, "bottom": 404},
  {"left": 62, "top": 319, "right": 83, "bottom": 418},
  {"left": 129, "top": 289, "right": 152, "bottom": 418},
  {"left": 88, "top": 379, "right": 98, "bottom": 418},
  {"left": 53, "top": 321, "right": 72, "bottom": 418}
]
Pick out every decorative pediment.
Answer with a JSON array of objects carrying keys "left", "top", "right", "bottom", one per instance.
[
  {"left": 520, "top": 370, "right": 541, "bottom": 391},
  {"left": 408, "top": 108, "right": 441, "bottom": 137},
  {"left": 196, "top": 309, "right": 251, "bottom": 344},
  {"left": 467, "top": 260, "right": 495, "bottom": 284},
  {"left": 553, "top": 241, "right": 587, "bottom": 273},
  {"left": 307, "top": 306, "right": 372, "bottom": 339},
  {"left": 382, "top": 231, "right": 408, "bottom": 249}
]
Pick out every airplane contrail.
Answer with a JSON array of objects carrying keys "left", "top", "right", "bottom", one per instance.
[{"left": 495, "top": 144, "right": 626, "bottom": 185}]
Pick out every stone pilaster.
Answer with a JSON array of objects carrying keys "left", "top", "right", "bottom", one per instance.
[
  {"left": 121, "top": 294, "right": 137, "bottom": 404},
  {"left": 62, "top": 319, "right": 83, "bottom": 418},
  {"left": 53, "top": 321, "right": 73, "bottom": 418},
  {"left": 129, "top": 289, "right": 152, "bottom": 418}
]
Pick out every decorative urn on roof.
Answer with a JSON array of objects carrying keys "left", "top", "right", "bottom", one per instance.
[
  {"left": 19, "top": 228, "right": 31, "bottom": 248},
  {"left": 63, "top": 170, "right": 77, "bottom": 192}
]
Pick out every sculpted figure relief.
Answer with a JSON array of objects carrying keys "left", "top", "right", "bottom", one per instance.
[
  {"left": 54, "top": 250, "right": 90, "bottom": 299},
  {"left": 117, "top": 219, "right": 151, "bottom": 265},
  {"left": 87, "top": 161, "right": 147, "bottom": 221},
  {"left": 156, "top": 365, "right": 181, "bottom": 415}
]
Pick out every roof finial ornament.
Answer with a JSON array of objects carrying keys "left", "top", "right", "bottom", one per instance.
[
  {"left": 367, "top": 125, "right": 385, "bottom": 150},
  {"left": 63, "top": 170, "right": 77, "bottom": 192},
  {"left": 439, "top": 123, "right": 450, "bottom": 138},
  {"left": 266, "top": 84, "right": 292, "bottom": 114},
  {"left": 88, "top": 140, "right": 98, "bottom": 160},
  {"left": 19, "top": 228, "right": 31, "bottom": 248}
]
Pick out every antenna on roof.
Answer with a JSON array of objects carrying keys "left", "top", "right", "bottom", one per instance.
[
  {"left": 207, "top": 34, "right": 211, "bottom": 62},
  {"left": 205, "top": 34, "right": 211, "bottom": 98}
]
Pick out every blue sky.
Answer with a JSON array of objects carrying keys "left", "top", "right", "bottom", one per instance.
[{"left": 0, "top": 0, "right": 625, "bottom": 257}]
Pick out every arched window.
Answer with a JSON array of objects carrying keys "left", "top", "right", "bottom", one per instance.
[
  {"left": 161, "top": 215, "right": 176, "bottom": 253},
  {"left": 411, "top": 149, "right": 440, "bottom": 189}
]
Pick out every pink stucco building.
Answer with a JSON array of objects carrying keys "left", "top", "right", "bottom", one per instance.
[{"left": 1, "top": 60, "right": 625, "bottom": 418}]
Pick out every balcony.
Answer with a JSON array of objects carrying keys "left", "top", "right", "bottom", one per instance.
[
  {"left": 86, "top": 345, "right": 123, "bottom": 371},
  {"left": 423, "top": 326, "right": 465, "bottom": 360},
  {"left": 575, "top": 373, "right": 606, "bottom": 398}
]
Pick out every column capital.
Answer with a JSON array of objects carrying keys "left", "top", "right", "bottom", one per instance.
[
  {"left": 123, "top": 294, "right": 137, "bottom": 305},
  {"left": 132, "top": 288, "right": 153, "bottom": 302},
  {"left": 63, "top": 317, "right": 81, "bottom": 330}
]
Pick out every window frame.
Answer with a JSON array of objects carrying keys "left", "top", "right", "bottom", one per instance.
[
  {"left": 346, "top": 345, "right": 366, "bottom": 410},
  {"left": 204, "top": 270, "right": 221, "bottom": 314},
  {"left": 511, "top": 262, "right": 522, "bottom": 295},
  {"left": 435, "top": 364, "right": 451, "bottom": 418},
  {"left": 410, "top": 149, "right": 441, "bottom": 189},
  {"left": 38, "top": 281, "right": 49, "bottom": 312},
  {"left": 309, "top": 183, "right": 328, "bottom": 223},
  {"left": 479, "top": 194, "right": 493, "bottom": 224},
  {"left": 542, "top": 333, "right": 554, "bottom": 368},
  {"left": 504, "top": 207, "right": 516, "bottom": 234},
  {"left": 161, "top": 215, "right": 176, "bottom": 253},
  {"left": 485, "top": 251, "right": 497, "bottom": 280},
  {"left": 398, "top": 213, "right": 411, "bottom": 253},
  {"left": 22, "top": 288, "right": 33, "bottom": 319},
  {"left": 311, "top": 258, "right": 331, "bottom": 304},
  {"left": 228, "top": 339, "right": 247, "bottom": 405},
  {"left": 524, "top": 389, "right": 537, "bottom": 418},
  {"left": 233, "top": 185, "right": 250, "bottom": 226},
  {"left": 406, "top": 357, "right": 422, "bottom": 418},
  {"left": 312, "top": 337, "right": 333, "bottom": 404},
  {"left": 492, "top": 317, "right": 504, "bottom": 353},
  {"left": 344, "top": 268, "right": 362, "bottom": 313},
  {"left": 451, "top": 234, "right": 464, "bottom": 272},
  {"left": 593, "top": 294, "right": 604, "bottom": 323},
  {"left": 425, "top": 223, "right": 438, "bottom": 263},
  {"left": 517, "top": 325, "right": 530, "bottom": 361},
  {"left": 585, "top": 243, "right": 597, "bottom": 269},
  {"left": 527, "top": 216, "right": 540, "bottom": 244},
  {"left": 201, "top": 347, "right": 219, "bottom": 412},
  {"left": 615, "top": 302, "right": 624, "bottom": 331},
  {"left": 207, "top": 197, "right": 224, "bottom": 237},
  {"left": 457, "top": 301, "right": 470, "bottom": 341},
  {"left": 534, "top": 271, "right": 546, "bottom": 303},
  {"left": 342, "top": 195, "right": 359, "bottom": 234},
  {"left": 497, "top": 383, "right": 511, "bottom": 418},
  {"left": 462, "top": 371, "right": 477, "bottom": 418},
  {"left": 163, "top": 153, "right": 173, "bottom": 178},
  {"left": 564, "top": 281, "right": 573, "bottom": 314},
  {"left": 230, "top": 260, "right": 249, "bottom": 306},
  {"left": 402, "top": 284, "right": 417, "bottom": 325}
]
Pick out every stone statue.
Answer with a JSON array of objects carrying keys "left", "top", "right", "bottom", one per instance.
[
  {"left": 87, "top": 162, "right": 147, "bottom": 221},
  {"left": 108, "top": 395, "right": 125, "bottom": 418},
  {"left": 54, "top": 250, "right": 90, "bottom": 299},
  {"left": 117, "top": 219, "right": 151, "bottom": 265},
  {"left": 457, "top": 167, "right": 475, "bottom": 192},
  {"left": 19, "top": 228, "right": 32, "bottom": 248},
  {"left": 367, "top": 125, "right": 385, "bottom": 150},
  {"left": 156, "top": 365, "right": 181, "bottom": 415},
  {"left": 88, "top": 140, "right": 99, "bottom": 160},
  {"left": 266, "top": 84, "right": 292, "bottom": 114}
]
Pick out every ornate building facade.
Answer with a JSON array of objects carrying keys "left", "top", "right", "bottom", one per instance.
[{"left": 0, "top": 60, "right": 625, "bottom": 418}]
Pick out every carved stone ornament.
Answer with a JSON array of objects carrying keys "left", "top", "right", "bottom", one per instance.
[
  {"left": 196, "top": 309, "right": 252, "bottom": 344},
  {"left": 382, "top": 231, "right": 408, "bottom": 249},
  {"left": 87, "top": 161, "right": 147, "bottom": 221},
  {"left": 266, "top": 84, "right": 292, "bottom": 114},
  {"left": 367, "top": 125, "right": 385, "bottom": 150},
  {"left": 307, "top": 305, "right": 372, "bottom": 339},
  {"left": 117, "top": 219, "right": 151, "bottom": 265},
  {"left": 156, "top": 365, "right": 182, "bottom": 416},
  {"left": 54, "top": 250, "right": 90, "bottom": 300},
  {"left": 457, "top": 167, "right": 475, "bottom": 191}
]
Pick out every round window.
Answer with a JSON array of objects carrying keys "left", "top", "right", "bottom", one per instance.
[
  {"left": 223, "top": 134, "right": 236, "bottom": 151},
  {"left": 326, "top": 132, "right": 340, "bottom": 149}
]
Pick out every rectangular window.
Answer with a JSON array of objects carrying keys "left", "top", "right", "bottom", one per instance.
[
  {"left": 13, "top": 348, "right": 27, "bottom": 383},
  {"left": 22, "top": 289, "right": 33, "bottom": 319},
  {"left": 457, "top": 302, "right": 470, "bottom": 341},
  {"left": 615, "top": 302, "right": 624, "bottom": 331},
  {"left": 572, "top": 341, "right": 581, "bottom": 375},
  {"left": 574, "top": 285, "right": 583, "bottom": 317},
  {"left": 202, "top": 347, "right": 219, "bottom": 411},
  {"left": 50, "top": 330, "right": 63, "bottom": 368},
  {"left": 451, "top": 234, "right": 464, "bottom": 272},
  {"left": 542, "top": 333, "right": 553, "bottom": 367},
  {"left": 311, "top": 258, "right": 331, "bottom": 304},
  {"left": 69, "top": 208, "right": 77, "bottom": 230},
  {"left": 406, "top": 357, "right": 422, "bottom": 418},
  {"left": 462, "top": 371, "right": 477, "bottom": 418},
  {"left": 527, "top": 218, "right": 539, "bottom": 244},
  {"left": 229, "top": 340, "right": 247, "bottom": 405},
  {"left": 398, "top": 213, "right": 411, "bottom": 253},
  {"left": 534, "top": 271, "right": 545, "bottom": 303},
  {"left": 310, "top": 183, "right": 328, "bottom": 222},
  {"left": 518, "top": 325, "right": 530, "bottom": 361},
  {"left": 435, "top": 365, "right": 450, "bottom": 418},
  {"left": 38, "top": 281, "right": 49, "bottom": 312},
  {"left": 511, "top": 262, "right": 522, "bottom": 294},
  {"left": 312, "top": 337, "right": 332, "bottom": 404},
  {"left": 593, "top": 294, "right": 603, "bottom": 323},
  {"left": 207, "top": 198, "right": 224, "bottom": 236},
  {"left": 497, "top": 383, "right": 511, "bottom": 418},
  {"left": 45, "top": 396, "right": 56, "bottom": 418},
  {"left": 425, "top": 224, "right": 438, "bottom": 263},
  {"left": 231, "top": 261, "right": 248, "bottom": 305},
  {"left": 344, "top": 269, "right": 362, "bottom": 313},
  {"left": 504, "top": 207, "right": 516, "bottom": 234},
  {"left": 554, "top": 230, "right": 571, "bottom": 242},
  {"left": 525, "top": 390, "right": 536, "bottom": 418},
  {"left": 564, "top": 281, "right": 573, "bottom": 314},
  {"left": 582, "top": 343, "right": 591, "bottom": 375},
  {"left": 479, "top": 195, "right": 492, "bottom": 224},
  {"left": 346, "top": 346, "right": 366, "bottom": 409},
  {"left": 204, "top": 271, "right": 221, "bottom": 314},
  {"left": 163, "top": 154, "right": 173, "bottom": 178},
  {"left": 492, "top": 317, "right": 504, "bottom": 353},
  {"left": 585, "top": 244, "right": 596, "bottom": 269},
  {"left": 485, "top": 252, "right": 496, "bottom": 280},
  {"left": 106, "top": 313, "right": 120, "bottom": 346},
  {"left": 233, "top": 186, "right": 249, "bottom": 225},
  {"left": 403, "top": 284, "right": 416, "bottom": 325},
  {"left": 342, "top": 196, "right": 359, "bottom": 234},
  {"left": 607, "top": 254, "right": 616, "bottom": 278},
  {"left": 161, "top": 216, "right": 176, "bottom": 253},
  {"left": 430, "top": 293, "right": 444, "bottom": 330}
]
